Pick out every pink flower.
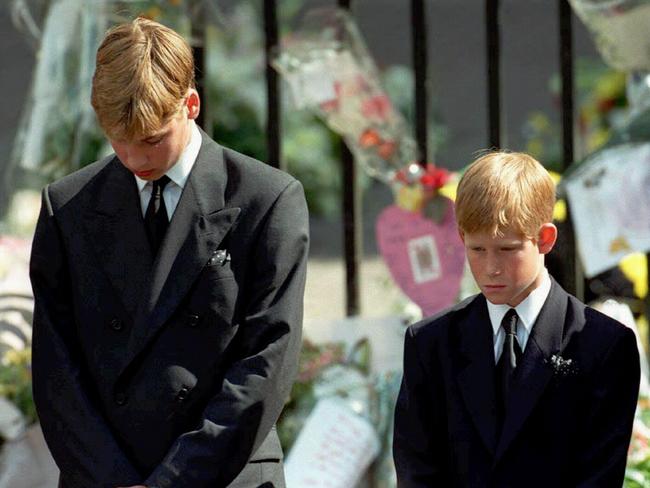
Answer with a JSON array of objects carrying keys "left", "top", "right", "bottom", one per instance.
[{"left": 361, "top": 95, "right": 392, "bottom": 120}]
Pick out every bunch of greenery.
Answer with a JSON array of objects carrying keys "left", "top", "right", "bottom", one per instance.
[
  {"left": 0, "top": 348, "right": 36, "bottom": 427},
  {"left": 522, "top": 57, "right": 627, "bottom": 173}
]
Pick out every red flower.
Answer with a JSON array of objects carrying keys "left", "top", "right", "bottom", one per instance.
[
  {"left": 377, "top": 140, "right": 397, "bottom": 159},
  {"left": 420, "top": 164, "right": 451, "bottom": 190},
  {"left": 394, "top": 168, "right": 410, "bottom": 184},
  {"left": 597, "top": 97, "right": 616, "bottom": 113}
]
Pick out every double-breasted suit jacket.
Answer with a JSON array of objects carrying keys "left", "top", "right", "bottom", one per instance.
[
  {"left": 29, "top": 131, "right": 309, "bottom": 488},
  {"left": 393, "top": 279, "right": 640, "bottom": 487}
]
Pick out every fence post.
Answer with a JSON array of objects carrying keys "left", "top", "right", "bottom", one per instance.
[
  {"left": 558, "top": 0, "right": 583, "bottom": 300},
  {"left": 412, "top": 0, "right": 428, "bottom": 165},
  {"left": 337, "top": 0, "right": 361, "bottom": 317},
  {"left": 486, "top": 0, "right": 501, "bottom": 149},
  {"left": 264, "top": 0, "right": 282, "bottom": 170}
]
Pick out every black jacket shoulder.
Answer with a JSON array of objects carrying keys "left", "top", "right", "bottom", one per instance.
[
  {"left": 45, "top": 155, "right": 115, "bottom": 210},
  {"left": 219, "top": 144, "right": 298, "bottom": 205},
  {"left": 409, "top": 294, "right": 483, "bottom": 341}
]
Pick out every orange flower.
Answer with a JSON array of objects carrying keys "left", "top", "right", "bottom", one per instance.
[{"left": 359, "top": 128, "right": 382, "bottom": 148}]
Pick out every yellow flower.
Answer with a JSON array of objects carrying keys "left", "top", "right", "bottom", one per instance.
[
  {"left": 553, "top": 199, "right": 566, "bottom": 222},
  {"left": 620, "top": 253, "right": 647, "bottom": 299},
  {"left": 395, "top": 185, "right": 424, "bottom": 212},
  {"left": 594, "top": 71, "right": 626, "bottom": 102},
  {"left": 580, "top": 104, "right": 598, "bottom": 126},
  {"left": 438, "top": 180, "right": 458, "bottom": 202},
  {"left": 587, "top": 128, "right": 611, "bottom": 153}
]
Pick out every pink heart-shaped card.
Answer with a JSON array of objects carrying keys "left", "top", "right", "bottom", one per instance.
[{"left": 376, "top": 198, "right": 466, "bottom": 316}]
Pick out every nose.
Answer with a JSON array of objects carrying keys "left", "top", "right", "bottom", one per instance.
[
  {"left": 486, "top": 253, "right": 501, "bottom": 277},
  {"left": 125, "top": 147, "right": 148, "bottom": 169}
]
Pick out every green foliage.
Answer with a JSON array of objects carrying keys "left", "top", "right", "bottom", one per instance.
[
  {"left": 0, "top": 349, "right": 36, "bottom": 426},
  {"left": 522, "top": 57, "right": 628, "bottom": 172}
]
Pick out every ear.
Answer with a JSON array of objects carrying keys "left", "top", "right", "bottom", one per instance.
[
  {"left": 537, "top": 223, "right": 557, "bottom": 254},
  {"left": 185, "top": 88, "right": 201, "bottom": 120},
  {"left": 458, "top": 229, "right": 465, "bottom": 244}
]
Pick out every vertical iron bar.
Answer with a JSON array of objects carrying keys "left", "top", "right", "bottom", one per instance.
[
  {"left": 558, "top": 0, "right": 581, "bottom": 299},
  {"left": 264, "top": 0, "right": 282, "bottom": 169},
  {"left": 486, "top": 0, "right": 501, "bottom": 149},
  {"left": 411, "top": 0, "right": 428, "bottom": 165},
  {"left": 559, "top": 0, "right": 574, "bottom": 168},
  {"left": 191, "top": 4, "right": 206, "bottom": 131},
  {"left": 338, "top": 0, "right": 361, "bottom": 316}
]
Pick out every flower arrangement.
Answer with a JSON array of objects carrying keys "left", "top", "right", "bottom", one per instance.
[
  {"left": 523, "top": 58, "right": 627, "bottom": 173},
  {"left": 0, "top": 348, "right": 35, "bottom": 428},
  {"left": 278, "top": 340, "right": 347, "bottom": 450},
  {"left": 626, "top": 396, "right": 650, "bottom": 487}
]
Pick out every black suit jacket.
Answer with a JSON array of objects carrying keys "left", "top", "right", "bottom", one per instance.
[
  {"left": 393, "top": 279, "right": 640, "bottom": 487},
  {"left": 29, "top": 131, "right": 309, "bottom": 488}
]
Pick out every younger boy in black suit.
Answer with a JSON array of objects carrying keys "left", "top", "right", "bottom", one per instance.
[{"left": 393, "top": 151, "right": 640, "bottom": 487}]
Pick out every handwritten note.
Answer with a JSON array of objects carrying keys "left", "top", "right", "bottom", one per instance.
[
  {"left": 285, "top": 398, "right": 380, "bottom": 488},
  {"left": 565, "top": 143, "right": 650, "bottom": 277}
]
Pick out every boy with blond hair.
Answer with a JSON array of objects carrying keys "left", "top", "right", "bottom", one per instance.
[
  {"left": 30, "top": 17, "right": 308, "bottom": 488},
  {"left": 393, "top": 151, "right": 640, "bottom": 487}
]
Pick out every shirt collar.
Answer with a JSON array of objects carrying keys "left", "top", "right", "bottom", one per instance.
[
  {"left": 486, "top": 268, "right": 552, "bottom": 338},
  {"left": 135, "top": 120, "right": 201, "bottom": 192}
]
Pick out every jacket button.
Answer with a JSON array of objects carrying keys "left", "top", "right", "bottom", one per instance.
[
  {"left": 110, "top": 318, "right": 123, "bottom": 331},
  {"left": 187, "top": 314, "right": 200, "bottom": 328},
  {"left": 176, "top": 387, "right": 190, "bottom": 402},
  {"left": 115, "top": 392, "right": 127, "bottom": 406}
]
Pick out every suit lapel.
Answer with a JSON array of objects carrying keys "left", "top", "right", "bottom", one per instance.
[
  {"left": 83, "top": 158, "right": 153, "bottom": 317},
  {"left": 456, "top": 295, "right": 499, "bottom": 456},
  {"left": 494, "top": 279, "right": 568, "bottom": 461},
  {"left": 120, "top": 134, "right": 241, "bottom": 375}
]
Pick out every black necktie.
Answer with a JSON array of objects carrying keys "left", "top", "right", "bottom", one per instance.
[
  {"left": 144, "top": 175, "right": 171, "bottom": 255},
  {"left": 496, "top": 309, "right": 523, "bottom": 418}
]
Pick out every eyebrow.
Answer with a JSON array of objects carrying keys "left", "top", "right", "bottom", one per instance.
[{"left": 143, "top": 131, "right": 168, "bottom": 143}]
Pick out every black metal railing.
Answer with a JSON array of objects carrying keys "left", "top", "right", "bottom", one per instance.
[{"left": 197, "top": 0, "right": 588, "bottom": 316}]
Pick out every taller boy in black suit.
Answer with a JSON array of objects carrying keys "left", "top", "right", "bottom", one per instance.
[
  {"left": 29, "top": 18, "right": 308, "bottom": 488},
  {"left": 393, "top": 151, "right": 640, "bottom": 487}
]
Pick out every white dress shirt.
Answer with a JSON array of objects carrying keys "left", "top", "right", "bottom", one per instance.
[
  {"left": 134, "top": 121, "right": 202, "bottom": 219},
  {"left": 486, "top": 269, "right": 552, "bottom": 363}
]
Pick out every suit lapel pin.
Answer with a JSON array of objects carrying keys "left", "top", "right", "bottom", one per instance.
[
  {"left": 210, "top": 249, "right": 231, "bottom": 266},
  {"left": 547, "top": 354, "right": 579, "bottom": 378}
]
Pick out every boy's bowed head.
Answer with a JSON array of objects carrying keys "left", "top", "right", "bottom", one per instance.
[
  {"left": 455, "top": 151, "right": 558, "bottom": 307},
  {"left": 91, "top": 17, "right": 200, "bottom": 182}
]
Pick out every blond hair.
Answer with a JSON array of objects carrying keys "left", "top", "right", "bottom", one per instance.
[
  {"left": 455, "top": 151, "right": 556, "bottom": 239},
  {"left": 91, "top": 17, "right": 195, "bottom": 141}
]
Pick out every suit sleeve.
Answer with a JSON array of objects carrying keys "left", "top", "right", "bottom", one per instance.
[
  {"left": 393, "top": 326, "right": 449, "bottom": 487},
  {"left": 30, "top": 187, "right": 143, "bottom": 487},
  {"left": 144, "top": 179, "right": 309, "bottom": 488},
  {"left": 575, "top": 326, "right": 640, "bottom": 487}
]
